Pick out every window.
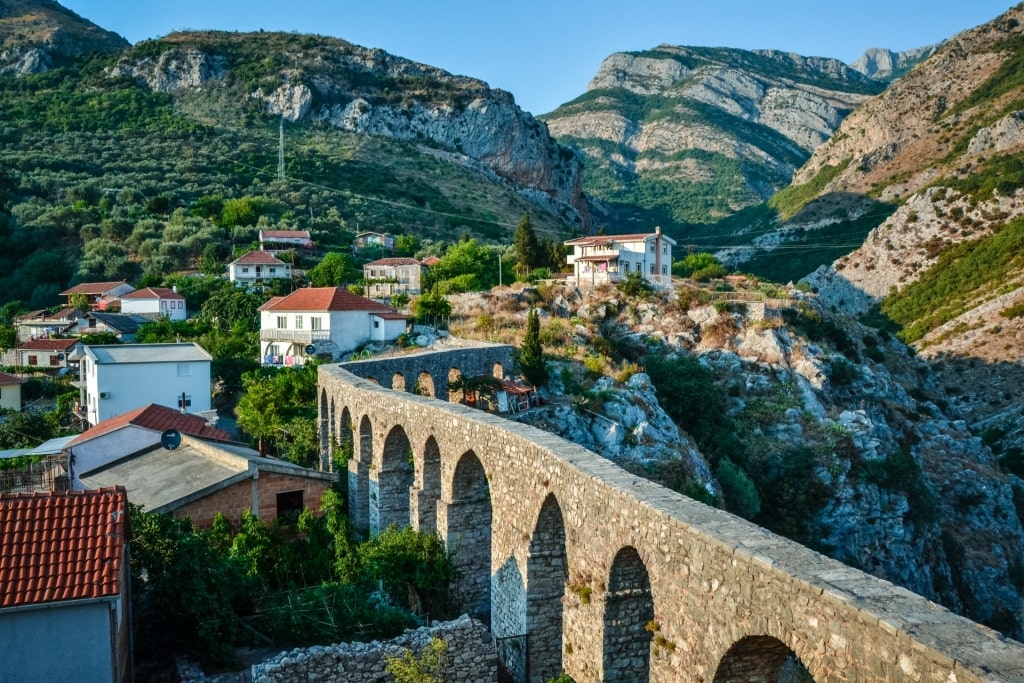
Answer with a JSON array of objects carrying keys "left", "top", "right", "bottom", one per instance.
[
  {"left": 269, "top": 268, "right": 276, "bottom": 274},
  {"left": 277, "top": 490, "right": 304, "bottom": 522},
  {"left": 649, "top": 264, "right": 655, "bottom": 274},
  {"left": 662, "top": 245, "right": 668, "bottom": 255},
  {"left": 177, "top": 363, "right": 192, "bottom": 377},
  {"left": 310, "top": 317, "right": 322, "bottom": 330},
  {"left": 373, "top": 320, "right": 380, "bottom": 328},
  {"left": 177, "top": 394, "right": 192, "bottom": 409},
  {"left": 277, "top": 316, "right": 287, "bottom": 329},
  {"left": 295, "top": 315, "right": 303, "bottom": 330},
  {"left": 50, "top": 355, "right": 60, "bottom": 366},
  {"left": 662, "top": 265, "right": 668, "bottom": 275},
  {"left": 27, "top": 355, "right": 37, "bottom": 366},
  {"left": 242, "top": 267, "right": 249, "bottom": 274},
  {"left": 649, "top": 242, "right": 655, "bottom": 253}
]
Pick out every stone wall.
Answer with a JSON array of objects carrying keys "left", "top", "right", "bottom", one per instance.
[
  {"left": 172, "top": 471, "right": 335, "bottom": 529},
  {"left": 251, "top": 615, "right": 497, "bottom": 683},
  {"left": 319, "top": 348, "right": 1024, "bottom": 683}
]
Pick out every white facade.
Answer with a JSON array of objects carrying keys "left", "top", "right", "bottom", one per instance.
[
  {"left": 120, "top": 288, "right": 187, "bottom": 321},
  {"left": 228, "top": 251, "right": 292, "bottom": 288},
  {"left": 70, "top": 424, "right": 164, "bottom": 485},
  {"left": 79, "top": 344, "right": 212, "bottom": 426},
  {"left": 565, "top": 228, "right": 676, "bottom": 288}
]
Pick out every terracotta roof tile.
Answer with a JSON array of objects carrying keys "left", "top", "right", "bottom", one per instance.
[
  {"left": 364, "top": 257, "right": 422, "bottom": 267},
  {"left": 261, "top": 229, "right": 310, "bottom": 239},
  {"left": 0, "top": 372, "right": 25, "bottom": 385},
  {"left": 0, "top": 487, "right": 127, "bottom": 608},
  {"left": 18, "top": 338, "right": 81, "bottom": 351},
  {"left": 69, "top": 404, "right": 232, "bottom": 447},
  {"left": 120, "top": 287, "right": 184, "bottom": 300},
  {"left": 233, "top": 251, "right": 287, "bottom": 266},
  {"left": 60, "top": 281, "right": 129, "bottom": 296},
  {"left": 258, "top": 287, "right": 398, "bottom": 313}
]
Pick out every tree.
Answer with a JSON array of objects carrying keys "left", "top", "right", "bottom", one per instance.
[
  {"left": 235, "top": 376, "right": 284, "bottom": 456},
  {"left": 412, "top": 287, "right": 451, "bottom": 329},
  {"left": 308, "top": 252, "right": 356, "bottom": 287},
  {"left": 513, "top": 211, "right": 541, "bottom": 276},
  {"left": 385, "top": 637, "right": 449, "bottom": 683},
  {"left": 673, "top": 252, "right": 725, "bottom": 281},
  {"left": 68, "top": 292, "right": 91, "bottom": 311},
  {"left": 519, "top": 308, "right": 548, "bottom": 388},
  {"left": 359, "top": 526, "right": 457, "bottom": 617}
]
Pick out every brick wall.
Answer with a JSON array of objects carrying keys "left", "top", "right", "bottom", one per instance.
[{"left": 173, "top": 472, "right": 332, "bottom": 529}]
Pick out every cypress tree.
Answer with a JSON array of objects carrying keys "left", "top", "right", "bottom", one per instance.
[
  {"left": 513, "top": 211, "right": 540, "bottom": 275},
  {"left": 519, "top": 308, "right": 548, "bottom": 387}
]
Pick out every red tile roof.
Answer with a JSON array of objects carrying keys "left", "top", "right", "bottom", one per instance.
[
  {"left": 60, "top": 281, "right": 129, "bottom": 296},
  {"left": 364, "top": 257, "right": 422, "bottom": 267},
  {"left": 261, "top": 229, "right": 310, "bottom": 239},
  {"left": 120, "top": 287, "right": 184, "bottom": 300},
  {"left": 565, "top": 233, "right": 657, "bottom": 246},
  {"left": 0, "top": 372, "right": 24, "bottom": 385},
  {"left": 69, "top": 404, "right": 232, "bottom": 447},
  {"left": 18, "top": 338, "right": 80, "bottom": 351},
  {"left": 372, "top": 312, "right": 409, "bottom": 320},
  {"left": 0, "top": 487, "right": 127, "bottom": 608},
  {"left": 233, "top": 250, "right": 287, "bottom": 266},
  {"left": 421, "top": 256, "right": 442, "bottom": 266},
  {"left": 259, "top": 287, "right": 398, "bottom": 313}
]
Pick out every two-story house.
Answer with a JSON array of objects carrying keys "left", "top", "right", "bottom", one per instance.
[
  {"left": 259, "top": 229, "right": 313, "bottom": 253},
  {"left": 362, "top": 257, "right": 428, "bottom": 298},
  {"left": 353, "top": 231, "right": 395, "bottom": 254},
  {"left": 77, "top": 343, "right": 213, "bottom": 426},
  {"left": 119, "top": 287, "right": 187, "bottom": 321},
  {"left": 228, "top": 250, "right": 292, "bottom": 289},
  {"left": 60, "top": 281, "right": 135, "bottom": 311},
  {"left": 0, "top": 487, "right": 132, "bottom": 683},
  {"left": 565, "top": 228, "right": 676, "bottom": 288},
  {"left": 17, "top": 338, "right": 83, "bottom": 370},
  {"left": 259, "top": 287, "right": 407, "bottom": 366}
]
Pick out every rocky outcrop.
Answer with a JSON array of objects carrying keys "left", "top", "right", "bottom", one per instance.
[
  {"left": 0, "top": 0, "right": 128, "bottom": 75},
  {"left": 109, "top": 33, "right": 587, "bottom": 228},
  {"left": 849, "top": 45, "right": 942, "bottom": 82}
]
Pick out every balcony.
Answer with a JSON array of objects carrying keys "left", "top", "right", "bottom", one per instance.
[{"left": 260, "top": 329, "right": 331, "bottom": 343}]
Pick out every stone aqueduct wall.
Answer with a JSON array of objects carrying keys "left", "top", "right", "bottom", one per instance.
[{"left": 319, "top": 348, "right": 1024, "bottom": 683}]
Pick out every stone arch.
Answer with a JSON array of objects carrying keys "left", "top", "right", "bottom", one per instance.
[
  {"left": 321, "top": 390, "right": 332, "bottom": 472},
  {"left": 412, "top": 435, "right": 442, "bottom": 534},
  {"left": 336, "top": 406, "right": 353, "bottom": 477},
  {"left": 392, "top": 372, "right": 407, "bottom": 392},
  {"left": 527, "top": 493, "right": 568, "bottom": 683},
  {"left": 492, "top": 361, "right": 505, "bottom": 380},
  {"left": 372, "top": 425, "right": 414, "bottom": 534},
  {"left": 440, "top": 450, "right": 492, "bottom": 623},
  {"left": 366, "top": 376, "right": 380, "bottom": 386},
  {"left": 602, "top": 546, "right": 654, "bottom": 682},
  {"left": 416, "top": 371, "right": 435, "bottom": 398},
  {"left": 447, "top": 367, "right": 464, "bottom": 403},
  {"left": 348, "top": 414, "right": 373, "bottom": 536},
  {"left": 713, "top": 636, "right": 814, "bottom": 683}
]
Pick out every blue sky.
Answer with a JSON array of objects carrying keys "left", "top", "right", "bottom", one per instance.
[{"left": 62, "top": 0, "right": 1015, "bottom": 115}]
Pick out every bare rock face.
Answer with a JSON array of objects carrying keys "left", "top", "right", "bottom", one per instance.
[
  {"left": 0, "top": 0, "right": 128, "bottom": 75},
  {"left": 850, "top": 45, "right": 942, "bottom": 82},
  {"left": 107, "top": 48, "right": 228, "bottom": 92},
  {"left": 0, "top": 46, "right": 50, "bottom": 76}
]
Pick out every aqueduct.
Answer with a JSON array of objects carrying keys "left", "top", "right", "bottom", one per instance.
[{"left": 319, "top": 346, "right": 1024, "bottom": 682}]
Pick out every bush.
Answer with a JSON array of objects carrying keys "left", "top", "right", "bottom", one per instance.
[{"left": 716, "top": 457, "right": 761, "bottom": 518}]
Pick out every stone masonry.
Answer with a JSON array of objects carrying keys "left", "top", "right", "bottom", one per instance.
[{"left": 319, "top": 349, "right": 1024, "bottom": 683}]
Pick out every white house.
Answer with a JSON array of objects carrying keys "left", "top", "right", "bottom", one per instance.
[
  {"left": 259, "top": 229, "right": 313, "bottom": 251},
  {"left": 66, "top": 403, "right": 232, "bottom": 489},
  {"left": 77, "top": 343, "right": 213, "bottom": 426},
  {"left": 0, "top": 372, "right": 24, "bottom": 412},
  {"left": 565, "top": 227, "right": 676, "bottom": 288},
  {"left": 362, "top": 257, "right": 427, "bottom": 298},
  {"left": 259, "top": 287, "right": 407, "bottom": 366},
  {"left": 119, "top": 287, "right": 187, "bottom": 321},
  {"left": 17, "top": 338, "right": 83, "bottom": 370},
  {"left": 228, "top": 250, "right": 292, "bottom": 288}
]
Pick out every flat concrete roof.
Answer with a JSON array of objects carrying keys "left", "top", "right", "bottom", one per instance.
[{"left": 85, "top": 343, "right": 213, "bottom": 364}]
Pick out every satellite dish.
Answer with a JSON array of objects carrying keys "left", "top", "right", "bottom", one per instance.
[
  {"left": 57, "top": 353, "right": 65, "bottom": 361},
  {"left": 160, "top": 429, "right": 182, "bottom": 450},
  {"left": 304, "top": 344, "right": 316, "bottom": 355}
]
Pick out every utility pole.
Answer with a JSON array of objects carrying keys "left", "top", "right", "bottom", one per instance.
[
  {"left": 277, "top": 115, "right": 285, "bottom": 182},
  {"left": 498, "top": 247, "right": 502, "bottom": 288}
]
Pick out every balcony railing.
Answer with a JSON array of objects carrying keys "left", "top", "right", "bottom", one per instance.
[{"left": 260, "top": 329, "right": 331, "bottom": 343}]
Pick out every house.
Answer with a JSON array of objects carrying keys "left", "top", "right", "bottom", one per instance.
[
  {"left": 228, "top": 250, "right": 292, "bottom": 289},
  {"left": 77, "top": 343, "right": 213, "bottom": 426},
  {"left": 353, "top": 231, "right": 395, "bottom": 254},
  {"left": 259, "top": 229, "right": 313, "bottom": 252},
  {"left": 421, "top": 255, "right": 442, "bottom": 267},
  {"left": 60, "top": 281, "right": 135, "bottom": 311},
  {"left": 13, "top": 307, "right": 82, "bottom": 343},
  {"left": 119, "top": 286, "right": 187, "bottom": 321},
  {"left": 80, "top": 435, "right": 335, "bottom": 529},
  {"left": 0, "top": 487, "right": 131, "bottom": 682},
  {"left": 17, "top": 338, "right": 83, "bottom": 370},
  {"left": 0, "top": 372, "right": 24, "bottom": 411},
  {"left": 362, "top": 257, "right": 428, "bottom": 298},
  {"left": 67, "top": 403, "right": 232, "bottom": 487},
  {"left": 71, "top": 312, "right": 152, "bottom": 342},
  {"left": 259, "top": 287, "right": 407, "bottom": 366},
  {"left": 564, "top": 227, "right": 676, "bottom": 288},
  {"left": 0, "top": 435, "right": 76, "bottom": 493}
]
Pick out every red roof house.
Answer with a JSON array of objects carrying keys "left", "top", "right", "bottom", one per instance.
[{"left": 0, "top": 487, "right": 131, "bottom": 682}]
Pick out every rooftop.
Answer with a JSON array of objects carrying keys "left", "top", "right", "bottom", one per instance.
[
  {"left": 260, "top": 229, "right": 310, "bottom": 239},
  {"left": 259, "top": 287, "right": 399, "bottom": 314},
  {"left": 60, "top": 281, "right": 130, "bottom": 296},
  {"left": 0, "top": 487, "right": 127, "bottom": 608},
  {"left": 0, "top": 372, "right": 25, "bottom": 386},
  {"left": 120, "top": 287, "right": 184, "bottom": 300},
  {"left": 565, "top": 231, "right": 677, "bottom": 246},
  {"left": 84, "top": 343, "right": 212, "bottom": 364},
  {"left": 69, "top": 403, "right": 232, "bottom": 447},
  {"left": 364, "top": 257, "right": 422, "bottom": 267},
  {"left": 18, "top": 338, "right": 81, "bottom": 352},
  {"left": 232, "top": 250, "right": 287, "bottom": 266}
]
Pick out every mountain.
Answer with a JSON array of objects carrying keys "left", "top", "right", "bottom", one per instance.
[
  {"left": 0, "top": 8, "right": 587, "bottom": 306},
  {"left": 849, "top": 45, "right": 943, "bottom": 82},
  {"left": 541, "top": 46, "right": 883, "bottom": 233},
  {"left": 0, "top": 0, "right": 128, "bottom": 75}
]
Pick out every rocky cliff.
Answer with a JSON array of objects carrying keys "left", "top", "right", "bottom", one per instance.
[
  {"left": 106, "top": 32, "right": 587, "bottom": 228},
  {"left": 541, "top": 45, "right": 882, "bottom": 229},
  {"left": 849, "top": 45, "right": 942, "bottom": 82},
  {"left": 0, "top": 0, "right": 127, "bottom": 76}
]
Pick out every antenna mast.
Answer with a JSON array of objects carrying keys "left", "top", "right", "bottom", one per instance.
[{"left": 277, "top": 115, "right": 285, "bottom": 182}]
